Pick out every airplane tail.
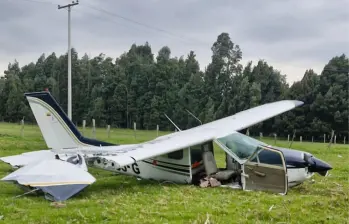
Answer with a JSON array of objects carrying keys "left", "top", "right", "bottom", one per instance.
[{"left": 25, "top": 91, "right": 115, "bottom": 150}]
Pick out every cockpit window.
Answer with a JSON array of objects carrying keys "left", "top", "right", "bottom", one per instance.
[{"left": 217, "top": 132, "right": 267, "bottom": 160}]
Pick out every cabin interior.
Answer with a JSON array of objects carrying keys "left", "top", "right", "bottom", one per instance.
[{"left": 191, "top": 141, "right": 242, "bottom": 188}]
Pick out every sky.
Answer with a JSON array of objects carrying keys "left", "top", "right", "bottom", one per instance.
[{"left": 0, "top": 0, "right": 348, "bottom": 84}]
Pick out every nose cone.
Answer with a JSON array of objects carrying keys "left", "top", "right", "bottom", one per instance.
[{"left": 308, "top": 157, "right": 332, "bottom": 176}]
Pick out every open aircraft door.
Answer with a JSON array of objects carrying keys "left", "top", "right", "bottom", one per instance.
[{"left": 241, "top": 146, "right": 288, "bottom": 194}]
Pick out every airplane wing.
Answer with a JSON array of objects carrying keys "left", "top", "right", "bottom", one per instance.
[{"left": 53, "top": 100, "right": 303, "bottom": 168}]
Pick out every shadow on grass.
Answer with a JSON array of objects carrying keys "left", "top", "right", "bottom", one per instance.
[{"left": 3, "top": 174, "right": 186, "bottom": 202}]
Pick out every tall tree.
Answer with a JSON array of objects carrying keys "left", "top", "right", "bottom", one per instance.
[
  {"left": 0, "top": 33, "right": 346, "bottom": 141},
  {"left": 203, "top": 32, "right": 243, "bottom": 121}
]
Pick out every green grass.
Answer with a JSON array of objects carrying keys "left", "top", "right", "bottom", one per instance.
[{"left": 0, "top": 122, "right": 348, "bottom": 224}]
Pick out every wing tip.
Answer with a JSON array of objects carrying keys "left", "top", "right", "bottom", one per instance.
[{"left": 294, "top": 100, "right": 304, "bottom": 107}]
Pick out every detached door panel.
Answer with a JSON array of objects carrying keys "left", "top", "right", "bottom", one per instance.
[{"left": 243, "top": 146, "right": 288, "bottom": 194}]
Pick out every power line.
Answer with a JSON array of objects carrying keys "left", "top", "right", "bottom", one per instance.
[
  {"left": 9, "top": 0, "right": 211, "bottom": 47},
  {"left": 8, "top": 0, "right": 180, "bottom": 39},
  {"left": 6, "top": 0, "right": 56, "bottom": 5},
  {"left": 81, "top": 3, "right": 210, "bottom": 46},
  {"left": 74, "top": 6, "right": 152, "bottom": 37},
  {"left": 82, "top": 3, "right": 188, "bottom": 41}
]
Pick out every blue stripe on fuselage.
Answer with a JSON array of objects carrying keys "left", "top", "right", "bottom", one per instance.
[{"left": 273, "top": 146, "right": 308, "bottom": 168}]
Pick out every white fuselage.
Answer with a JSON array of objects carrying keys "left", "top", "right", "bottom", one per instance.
[
  {"left": 84, "top": 148, "right": 202, "bottom": 184},
  {"left": 82, "top": 149, "right": 312, "bottom": 188},
  {"left": 287, "top": 167, "right": 314, "bottom": 187}
]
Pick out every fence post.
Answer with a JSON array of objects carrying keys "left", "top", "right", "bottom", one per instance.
[
  {"left": 107, "top": 125, "right": 110, "bottom": 139},
  {"left": 20, "top": 119, "right": 24, "bottom": 137},
  {"left": 287, "top": 134, "right": 290, "bottom": 142},
  {"left": 273, "top": 133, "right": 277, "bottom": 145},
  {"left": 300, "top": 136, "right": 302, "bottom": 142},
  {"left": 156, "top": 124, "right": 159, "bottom": 136},
  {"left": 82, "top": 120, "right": 86, "bottom": 135},
  {"left": 92, "top": 119, "right": 96, "bottom": 139},
  {"left": 327, "top": 130, "right": 335, "bottom": 149},
  {"left": 133, "top": 122, "right": 137, "bottom": 140},
  {"left": 259, "top": 132, "right": 263, "bottom": 139}
]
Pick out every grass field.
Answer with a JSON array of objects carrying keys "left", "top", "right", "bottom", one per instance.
[{"left": 0, "top": 122, "right": 348, "bottom": 224}]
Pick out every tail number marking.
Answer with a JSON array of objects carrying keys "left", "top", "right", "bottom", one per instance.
[{"left": 117, "top": 163, "right": 140, "bottom": 174}]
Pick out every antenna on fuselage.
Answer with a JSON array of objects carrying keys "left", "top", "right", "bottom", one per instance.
[
  {"left": 164, "top": 113, "right": 182, "bottom": 132},
  {"left": 164, "top": 109, "right": 202, "bottom": 132},
  {"left": 185, "top": 109, "right": 202, "bottom": 125}
]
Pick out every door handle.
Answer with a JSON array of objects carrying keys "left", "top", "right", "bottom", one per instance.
[{"left": 254, "top": 171, "right": 266, "bottom": 177}]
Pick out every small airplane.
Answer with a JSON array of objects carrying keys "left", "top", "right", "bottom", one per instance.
[{"left": 0, "top": 91, "right": 332, "bottom": 201}]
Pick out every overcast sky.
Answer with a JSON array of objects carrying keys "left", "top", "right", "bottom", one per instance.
[{"left": 0, "top": 0, "right": 348, "bottom": 84}]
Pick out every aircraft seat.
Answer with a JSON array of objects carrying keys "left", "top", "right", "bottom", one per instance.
[
  {"left": 202, "top": 150, "right": 218, "bottom": 175},
  {"left": 202, "top": 150, "right": 237, "bottom": 182}
]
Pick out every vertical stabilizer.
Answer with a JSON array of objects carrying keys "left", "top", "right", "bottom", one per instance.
[{"left": 25, "top": 92, "right": 115, "bottom": 149}]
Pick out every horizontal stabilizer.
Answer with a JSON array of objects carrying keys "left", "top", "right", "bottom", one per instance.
[
  {"left": 1, "top": 159, "right": 95, "bottom": 201},
  {"left": 0, "top": 150, "right": 57, "bottom": 168}
]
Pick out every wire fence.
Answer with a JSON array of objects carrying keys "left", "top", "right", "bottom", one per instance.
[{"left": 7, "top": 118, "right": 348, "bottom": 147}]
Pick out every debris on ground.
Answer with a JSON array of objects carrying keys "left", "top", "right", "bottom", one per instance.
[
  {"left": 220, "top": 182, "right": 242, "bottom": 189},
  {"left": 199, "top": 177, "right": 221, "bottom": 188},
  {"left": 204, "top": 213, "right": 211, "bottom": 224},
  {"left": 50, "top": 202, "right": 66, "bottom": 208},
  {"left": 269, "top": 205, "right": 275, "bottom": 212},
  {"left": 334, "top": 182, "right": 342, "bottom": 187}
]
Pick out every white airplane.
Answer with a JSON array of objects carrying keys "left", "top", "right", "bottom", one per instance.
[{"left": 0, "top": 91, "right": 332, "bottom": 201}]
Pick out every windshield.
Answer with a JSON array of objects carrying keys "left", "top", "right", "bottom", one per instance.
[{"left": 216, "top": 132, "right": 268, "bottom": 160}]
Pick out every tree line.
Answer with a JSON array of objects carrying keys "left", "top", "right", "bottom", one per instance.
[{"left": 0, "top": 32, "right": 347, "bottom": 141}]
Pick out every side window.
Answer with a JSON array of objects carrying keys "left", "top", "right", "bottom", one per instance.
[
  {"left": 168, "top": 150, "right": 183, "bottom": 160},
  {"left": 190, "top": 144, "right": 203, "bottom": 164},
  {"left": 257, "top": 149, "right": 283, "bottom": 166}
]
